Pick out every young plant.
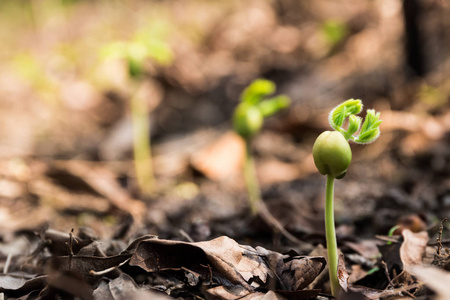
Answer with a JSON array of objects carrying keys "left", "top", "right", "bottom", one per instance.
[
  {"left": 233, "top": 79, "right": 290, "bottom": 215},
  {"left": 101, "top": 37, "right": 173, "bottom": 195},
  {"left": 312, "top": 99, "right": 381, "bottom": 296}
]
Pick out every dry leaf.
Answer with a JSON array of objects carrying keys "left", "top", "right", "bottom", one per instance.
[
  {"left": 93, "top": 273, "right": 171, "bottom": 300},
  {"left": 190, "top": 131, "right": 245, "bottom": 181},
  {"left": 337, "top": 254, "right": 349, "bottom": 293},
  {"left": 407, "top": 265, "right": 450, "bottom": 300},
  {"left": 129, "top": 236, "right": 325, "bottom": 293},
  {"left": 129, "top": 236, "right": 271, "bottom": 290},
  {"left": 400, "top": 229, "right": 429, "bottom": 268},
  {"left": 262, "top": 248, "right": 326, "bottom": 291}
]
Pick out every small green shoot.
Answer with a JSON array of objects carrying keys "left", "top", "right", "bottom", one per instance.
[
  {"left": 233, "top": 79, "right": 290, "bottom": 215},
  {"left": 101, "top": 37, "right": 173, "bottom": 195},
  {"left": 312, "top": 99, "right": 381, "bottom": 296}
]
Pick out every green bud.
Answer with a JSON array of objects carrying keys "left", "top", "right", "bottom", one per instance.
[
  {"left": 313, "top": 131, "right": 352, "bottom": 179},
  {"left": 233, "top": 103, "right": 263, "bottom": 138}
]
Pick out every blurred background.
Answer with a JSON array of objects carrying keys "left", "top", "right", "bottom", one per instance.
[{"left": 0, "top": 0, "right": 449, "bottom": 242}]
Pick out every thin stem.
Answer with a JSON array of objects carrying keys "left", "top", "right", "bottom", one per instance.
[
  {"left": 243, "top": 139, "right": 261, "bottom": 215},
  {"left": 131, "top": 86, "right": 155, "bottom": 195},
  {"left": 325, "top": 174, "right": 340, "bottom": 296}
]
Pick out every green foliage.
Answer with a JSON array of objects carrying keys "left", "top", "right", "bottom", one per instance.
[
  {"left": 233, "top": 79, "right": 290, "bottom": 139},
  {"left": 328, "top": 99, "right": 362, "bottom": 132},
  {"left": 329, "top": 99, "right": 381, "bottom": 143},
  {"left": 240, "top": 79, "right": 276, "bottom": 105},
  {"left": 355, "top": 109, "right": 382, "bottom": 144}
]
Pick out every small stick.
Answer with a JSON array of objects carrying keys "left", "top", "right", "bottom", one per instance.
[
  {"left": 381, "top": 261, "right": 395, "bottom": 289},
  {"left": 3, "top": 252, "right": 12, "bottom": 274},
  {"left": 437, "top": 217, "right": 447, "bottom": 255},
  {"left": 90, "top": 258, "right": 130, "bottom": 276},
  {"left": 179, "top": 229, "right": 195, "bottom": 243}
]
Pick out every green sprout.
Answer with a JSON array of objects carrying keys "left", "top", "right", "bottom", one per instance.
[
  {"left": 233, "top": 79, "right": 290, "bottom": 215},
  {"left": 101, "top": 36, "right": 173, "bottom": 195},
  {"left": 312, "top": 99, "right": 381, "bottom": 296}
]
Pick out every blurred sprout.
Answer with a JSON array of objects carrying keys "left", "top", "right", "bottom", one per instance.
[
  {"left": 233, "top": 103, "right": 263, "bottom": 139},
  {"left": 100, "top": 38, "right": 173, "bottom": 79},
  {"left": 233, "top": 79, "right": 291, "bottom": 139},
  {"left": 321, "top": 20, "right": 348, "bottom": 47},
  {"left": 240, "top": 79, "right": 276, "bottom": 105},
  {"left": 233, "top": 79, "right": 291, "bottom": 215},
  {"left": 100, "top": 31, "right": 174, "bottom": 195}
]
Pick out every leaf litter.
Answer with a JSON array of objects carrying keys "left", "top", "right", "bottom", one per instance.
[{"left": 0, "top": 229, "right": 326, "bottom": 299}]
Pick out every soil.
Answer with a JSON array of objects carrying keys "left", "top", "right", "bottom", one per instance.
[{"left": 0, "top": 0, "right": 449, "bottom": 299}]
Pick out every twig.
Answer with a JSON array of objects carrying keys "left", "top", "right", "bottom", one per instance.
[
  {"left": 89, "top": 258, "right": 130, "bottom": 276},
  {"left": 179, "top": 229, "right": 195, "bottom": 243},
  {"left": 65, "top": 228, "right": 78, "bottom": 271},
  {"left": 3, "top": 252, "right": 12, "bottom": 274},
  {"left": 375, "top": 235, "right": 400, "bottom": 243},
  {"left": 437, "top": 217, "right": 447, "bottom": 255},
  {"left": 381, "top": 261, "right": 395, "bottom": 289}
]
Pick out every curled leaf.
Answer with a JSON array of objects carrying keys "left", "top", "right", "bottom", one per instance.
[{"left": 328, "top": 99, "right": 362, "bottom": 132}]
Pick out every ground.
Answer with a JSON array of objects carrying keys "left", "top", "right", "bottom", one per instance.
[{"left": 0, "top": 0, "right": 449, "bottom": 299}]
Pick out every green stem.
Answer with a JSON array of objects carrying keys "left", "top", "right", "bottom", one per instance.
[
  {"left": 325, "top": 174, "right": 340, "bottom": 296},
  {"left": 131, "top": 86, "right": 155, "bottom": 195},
  {"left": 243, "top": 139, "right": 261, "bottom": 215}
]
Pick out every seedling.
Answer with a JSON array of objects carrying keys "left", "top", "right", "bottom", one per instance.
[
  {"left": 312, "top": 99, "right": 381, "bottom": 296},
  {"left": 101, "top": 37, "right": 173, "bottom": 195},
  {"left": 232, "top": 79, "right": 290, "bottom": 215}
]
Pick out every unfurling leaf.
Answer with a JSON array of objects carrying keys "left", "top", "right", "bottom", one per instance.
[
  {"left": 355, "top": 109, "right": 382, "bottom": 144},
  {"left": 240, "top": 79, "right": 276, "bottom": 105},
  {"left": 258, "top": 95, "right": 290, "bottom": 118},
  {"left": 328, "top": 99, "right": 362, "bottom": 132}
]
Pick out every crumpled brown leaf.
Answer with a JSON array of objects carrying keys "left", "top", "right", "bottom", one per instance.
[
  {"left": 260, "top": 248, "right": 326, "bottom": 291},
  {"left": 129, "top": 236, "right": 326, "bottom": 294},
  {"left": 93, "top": 273, "right": 171, "bottom": 300},
  {"left": 0, "top": 275, "right": 47, "bottom": 296},
  {"left": 205, "top": 286, "right": 286, "bottom": 300},
  {"left": 130, "top": 236, "right": 271, "bottom": 290},
  {"left": 337, "top": 254, "right": 349, "bottom": 293},
  {"left": 400, "top": 229, "right": 429, "bottom": 268}
]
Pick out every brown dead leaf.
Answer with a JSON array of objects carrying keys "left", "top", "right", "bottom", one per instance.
[
  {"left": 345, "top": 239, "right": 382, "bottom": 259},
  {"left": 0, "top": 275, "right": 47, "bottom": 297},
  {"left": 261, "top": 248, "right": 326, "bottom": 291},
  {"left": 93, "top": 273, "right": 171, "bottom": 300},
  {"left": 130, "top": 236, "right": 270, "bottom": 290},
  {"left": 190, "top": 131, "right": 245, "bottom": 181},
  {"left": 205, "top": 286, "right": 320, "bottom": 300},
  {"left": 50, "top": 161, "right": 146, "bottom": 223},
  {"left": 407, "top": 265, "right": 450, "bottom": 300},
  {"left": 129, "top": 236, "right": 325, "bottom": 293},
  {"left": 400, "top": 229, "right": 429, "bottom": 268},
  {"left": 337, "top": 254, "right": 349, "bottom": 293},
  {"left": 348, "top": 283, "right": 422, "bottom": 300}
]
